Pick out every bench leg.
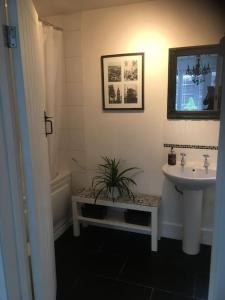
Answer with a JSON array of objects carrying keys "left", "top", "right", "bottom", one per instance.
[
  {"left": 151, "top": 209, "right": 158, "bottom": 252},
  {"left": 72, "top": 201, "right": 80, "bottom": 237}
]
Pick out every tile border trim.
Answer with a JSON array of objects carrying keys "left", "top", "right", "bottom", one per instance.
[{"left": 164, "top": 143, "right": 218, "bottom": 150}]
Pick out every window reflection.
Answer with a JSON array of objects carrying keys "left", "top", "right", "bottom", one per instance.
[{"left": 175, "top": 54, "right": 218, "bottom": 111}]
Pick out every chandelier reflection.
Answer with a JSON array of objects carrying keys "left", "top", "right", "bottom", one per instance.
[{"left": 186, "top": 55, "right": 211, "bottom": 85}]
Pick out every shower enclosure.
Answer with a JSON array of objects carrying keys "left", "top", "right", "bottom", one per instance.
[
  {"left": 40, "top": 21, "right": 72, "bottom": 238},
  {"left": 41, "top": 23, "right": 62, "bottom": 179}
]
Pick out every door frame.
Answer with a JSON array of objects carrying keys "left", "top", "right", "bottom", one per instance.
[
  {"left": 208, "top": 36, "right": 225, "bottom": 300},
  {"left": 7, "top": 0, "right": 56, "bottom": 299},
  {"left": 0, "top": 1, "right": 33, "bottom": 299}
]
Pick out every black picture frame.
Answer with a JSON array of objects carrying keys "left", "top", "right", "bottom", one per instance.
[
  {"left": 167, "top": 44, "right": 221, "bottom": 119},
  {"left": 101, "top": 53, "right": 144, "bottom": 110}
]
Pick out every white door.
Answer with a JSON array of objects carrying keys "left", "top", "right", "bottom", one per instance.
[
  {"left": 209, "top": 36, "right": 225, "bottom": 300},
  {"left": 6, "top": 0, "right": 56, "bottom": 299},
  {"left": 0, "top": 1, "right": 33, "bottom": 300}
]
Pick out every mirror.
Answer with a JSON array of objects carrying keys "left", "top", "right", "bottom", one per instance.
[{"left": 167, "top": 44, "right": 221, "bottom": 119}]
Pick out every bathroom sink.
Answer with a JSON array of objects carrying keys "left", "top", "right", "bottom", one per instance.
[
  {"left": 162, "top": 163, "right": 216, "bottom": 190},
  {"left": 162, "top": 163, "right": 216, "bottom": 255}
]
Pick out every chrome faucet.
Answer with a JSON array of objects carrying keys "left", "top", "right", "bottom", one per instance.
[
  {"left": 203, "top": 154, "right": 210, "bottom": 170},
  {"left": 180, "top": 153, "right": 186, "bottom": 167}
]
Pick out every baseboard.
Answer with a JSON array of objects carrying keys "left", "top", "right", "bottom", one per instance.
[
  {"left": 54, "top": 217, "right": 73, "bottom": 241},
  {"left": 54, "top": 218, "right": 212, "bottom": 245},
  {"left": 201, "top": 227, "right": 213, "bottom": 245},
  {"left": 161, "top": 221, "right": 212, "bottom": 245}
]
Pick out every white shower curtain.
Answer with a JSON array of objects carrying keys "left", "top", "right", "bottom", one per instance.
[{"left": 41, "top": 25, "right": 64, "bottom": 179}]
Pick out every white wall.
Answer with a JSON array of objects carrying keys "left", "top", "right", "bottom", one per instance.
[{"left": 47, "top": 0, "right": 224, "bottom": 243}]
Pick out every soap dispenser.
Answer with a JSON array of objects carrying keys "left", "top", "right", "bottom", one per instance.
[{"left": 168, "top": 147, "right": 176, "bottom": 165}]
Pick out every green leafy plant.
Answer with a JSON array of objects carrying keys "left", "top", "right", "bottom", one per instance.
[{"left": 92, "top": 156, "right": 139, "bottom": 202}]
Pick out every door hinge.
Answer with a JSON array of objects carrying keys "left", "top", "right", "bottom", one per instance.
[{"left": 4, "top": 25, "right": 17, "bottom": 48}]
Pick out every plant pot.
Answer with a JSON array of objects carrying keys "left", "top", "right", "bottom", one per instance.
[
  {"left": 81, "top": 204, "right": 107, "bottom": 220},
  {"left": 108, "top": 186, "right": 120, "bottom": 200},
  {"left": 124, "top": 209, "right": 150, "bottom": 226}
]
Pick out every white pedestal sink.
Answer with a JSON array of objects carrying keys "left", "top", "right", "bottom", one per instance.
[{"left": 162, "top": 163, "right": 216, "bottom": 255}]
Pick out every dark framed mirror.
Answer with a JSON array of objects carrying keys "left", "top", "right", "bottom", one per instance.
[{"left": 167, "top": 44, "right": 221, "bottom": 119}]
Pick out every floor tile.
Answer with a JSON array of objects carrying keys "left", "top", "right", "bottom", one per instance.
[
  {"left": 195, "top": 272, "right": 209, "bottom": 299},
  {"left": 55, "top": 226, "right": 105, "bottom": 256},
  {"left": 54, "top": 226, "right": 211, "bottom": 300},
  {"left": 151, "top": 289, "right": 193, "bottom": 300},
  {"left": 119, "top": 251, "right": 195, "bottom": 296},
  {"left": 68, "top": 275, "right": 152, "bottom": 300},
  {"left": 82, "top": 251, "right": 127, "bottom": 278},
  {"left": 100, "top": 229, "right": 151, "bottom": 255}
]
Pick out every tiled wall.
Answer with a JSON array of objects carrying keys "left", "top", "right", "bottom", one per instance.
[
  {"left": 45, "top": 14, "right": 87, "bottom": 189},
  {"left": 163, "top": 119, "right": 219, "bottom": 165}
]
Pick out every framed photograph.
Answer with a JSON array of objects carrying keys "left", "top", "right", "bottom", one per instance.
[{"left": 101, "top": 53, "right": 144, "bottom": 110}]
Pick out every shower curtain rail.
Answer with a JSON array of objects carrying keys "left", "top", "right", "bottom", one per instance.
[{"left": 39, "top": 18, "right": 63, "bottom": 31}]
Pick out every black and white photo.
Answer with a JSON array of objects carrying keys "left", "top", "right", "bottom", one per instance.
[
  {"left": 108, "top": 63, "right": 121, "bottom": 82},
  {"left": 101, "top": 53, "right": 144, "bottom": 110},
  {"left": 124, "top": 84, "right": 138, "bottom": 103},
  {"left": 108, "top": 84, "right": 122, "bottom": 103},
  {"left": 124, "top": 60, "right": 138, "bottom": 81}
]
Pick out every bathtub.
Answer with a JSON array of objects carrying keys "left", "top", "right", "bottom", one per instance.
[{"left": 50, "top": 171, "right": 72, "bottom": 240}]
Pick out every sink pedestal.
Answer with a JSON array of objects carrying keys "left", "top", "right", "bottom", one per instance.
[
  {"left": 162, "top": 163, "right": 216, "bottom": 255},
  {"left": 182, "top": 190, "right": 203, "bottom": 255}
]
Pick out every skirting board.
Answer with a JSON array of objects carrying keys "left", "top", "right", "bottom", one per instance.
[
  {"left": 54, "top": 218, "right": 212, "bottom": 245},
  {"left": 54, "top": 217, "right": 73, "bottom": 241},
  {"left": 161, "top": 221, "right": 212, "bottom": 246}
]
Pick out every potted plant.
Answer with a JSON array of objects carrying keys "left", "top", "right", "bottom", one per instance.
[
  {"left": 81, "top": 157, "right": 139, "bottom": 220},
  {"left": 92, "top": 156, "right": 138, "bottom": 202}
]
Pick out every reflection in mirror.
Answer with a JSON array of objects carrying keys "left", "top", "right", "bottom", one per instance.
[
  {"left": 176, "top": 54, "right": 218, "bottom": 111},
  {"left": 168, "top": 44, "right": 221, "bottom": 119}
]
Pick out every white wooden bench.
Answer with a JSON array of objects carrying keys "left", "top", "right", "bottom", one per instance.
[{"left": 72, "top": 189, "right": 160, "bottom": 252}]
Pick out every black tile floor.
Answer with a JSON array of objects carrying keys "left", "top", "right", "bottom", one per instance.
[{"left": 55, "top": 226, "right": 211, "bottom": 300}]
